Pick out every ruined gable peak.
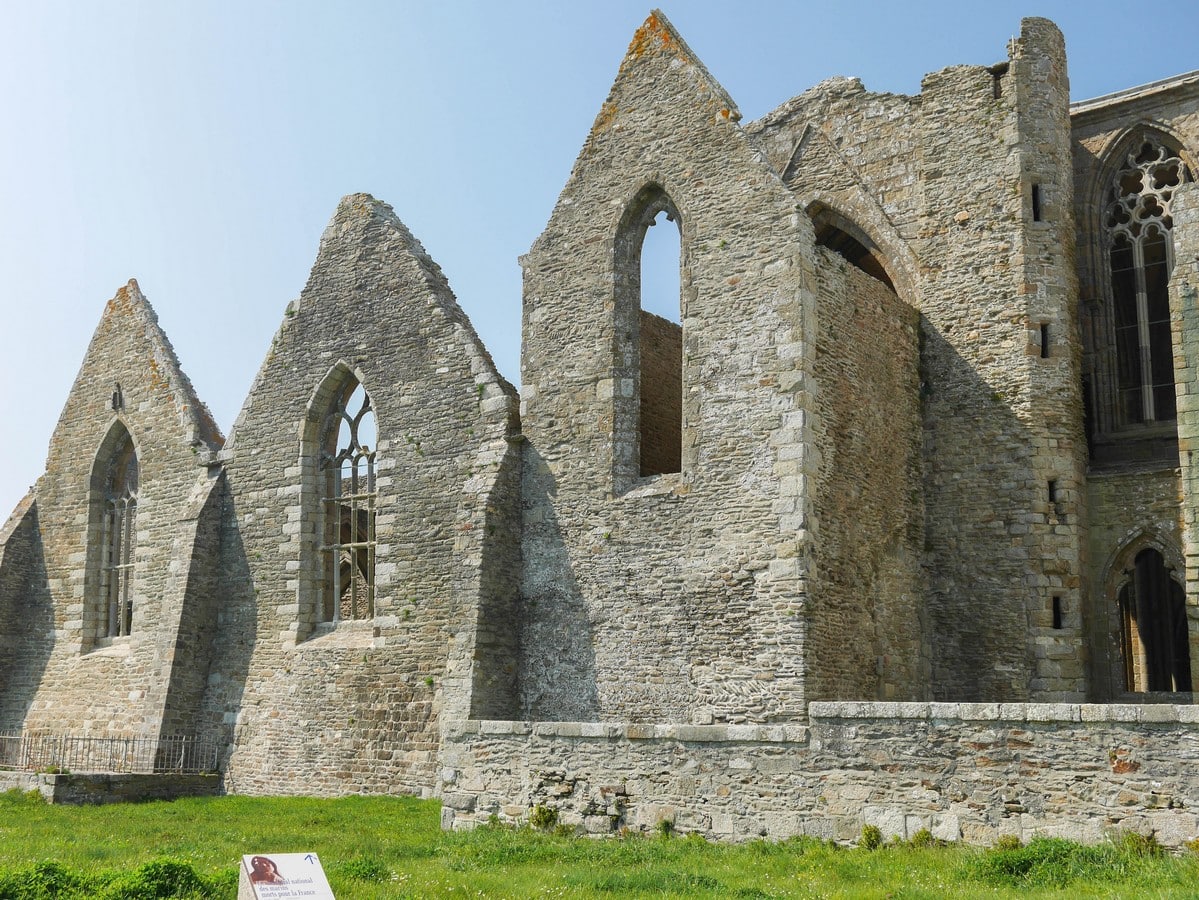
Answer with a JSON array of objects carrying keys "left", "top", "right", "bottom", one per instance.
[
  {"left": 298, "top": 192, "right": 456, "bottom": 315},
  {"left": 45, "top": 278, "right": 225, "bottom": 467},
  {"left": 604, "top": 9, "right": 740, "bottom": 126}
]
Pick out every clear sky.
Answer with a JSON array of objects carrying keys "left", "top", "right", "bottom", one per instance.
[{"left": 1, "top": 1, "right": 1197, "bottom": 519}]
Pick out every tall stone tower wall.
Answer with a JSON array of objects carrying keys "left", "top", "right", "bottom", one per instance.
[{"left": 517, "top": 13, "right": 814, "bottom": 723}]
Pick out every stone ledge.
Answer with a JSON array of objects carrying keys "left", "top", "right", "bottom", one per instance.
[
  {"left": 809, "top": 701, "right": 1195, "bottom": 723},
  {"left": 442, "top": 720, "right": 805, "bottom": 744}
]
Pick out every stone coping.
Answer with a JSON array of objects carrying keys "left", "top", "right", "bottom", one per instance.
[
  {"left": 446, "top": 720, "right": 808, "bottom": 743},
  {"left": 811, "top": 701, "right": 1199, "bottom": 723},
  {"left": 445, "top": 701, "right": 1199, "bottom": 743}
]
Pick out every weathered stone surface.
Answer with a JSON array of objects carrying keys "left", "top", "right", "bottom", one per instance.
[
  {"left": 439, "top": 703, "right": 1199, "bottom": 847},
  {"left": 0, "top": 10, "right": 1197, "bottom": 845}
]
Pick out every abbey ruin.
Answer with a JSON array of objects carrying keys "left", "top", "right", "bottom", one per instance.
[{"left": 3, "top": 12, "right": 1199, "bottom": 846}]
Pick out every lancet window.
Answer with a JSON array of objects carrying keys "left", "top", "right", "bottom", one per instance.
[
  {"left": 1104, "top": 139, "right": 1190, "bottom": 428},
  {"left": 615, "top": 184, "right": 683, "bottom": 482},
  {"left": 100, "top": 434, "right": 138, "bottom": 637},
  {"left": 1118, "top": 547, "right": 1190, "bottom": 692},
  {"left": 319, "top": 380, "right": 377, "bottom": 622}
]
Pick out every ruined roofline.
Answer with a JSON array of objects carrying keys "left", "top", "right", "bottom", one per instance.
[{"left": 1070, "top": 69, "right": 1199, "bottom": 119}]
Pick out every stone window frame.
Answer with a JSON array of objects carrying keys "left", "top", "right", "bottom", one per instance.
[
  {"left": 1103, "top": 530, "right": 1191, "bottom": 694},
  {"left": 298, "top": 362, "right": 381, "bottom": 638},
  {"left": 1082, "top": 128, "right": 1194, "bottom": 453},
  {"left": 84, "top": 418, "right": 140, "bottom": 650},
  {"left": 611, "top": 181, "right": 689, "bottom": 492}
]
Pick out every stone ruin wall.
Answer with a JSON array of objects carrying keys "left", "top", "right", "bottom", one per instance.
[
  {"left": 439, "top": 702, "right": 1199, "bottom": 849},
  {"left": 1071, "top": 85, "right": 1199, "bottom": 697},
  {"left": 1174, "top": 183, "right": 1199, "bottom": 696},
  {"left": 3, "top": 282, "right": 224, "bottom": 740},
  {"left": 516, "top": 12, "right": 814, "bottom": 725},
  {"left": 637, "top": 311, "right": 682, "bottom": 477},
  {"left": 203, "top": 196, "right": 519, "bottom": 797},
  {"left": 807, "top": 253, "right": 925, "bottom": 701},
  {"left": 0, "top": 496, "right": 44, "bottom": 731},
  {"left": 0, "top": 8, "right": 1197, "bottom": 848},
  {"left": 750, "top": 18, "right": 1088, "bottom": 701}
]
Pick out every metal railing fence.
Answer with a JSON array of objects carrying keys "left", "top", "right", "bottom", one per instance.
[{"left": 0, "top": 733, "right": 220, "bottom": 775}]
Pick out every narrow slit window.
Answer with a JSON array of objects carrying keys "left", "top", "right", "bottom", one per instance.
[
  {"left": 638, "top": 204, "right": 682, "bottom": 477},
  {"left": 320, "top": 381, "right": 377, "bottom": 622},
  {"left": 1047, "top": 478, "right": 1058, "bottom": 504},
  {"left": 1052, "top": 596, "right": 1063, "bottom": 630},
  {"left": 1031, "top": 183, "right": 1043, "bottom": 222},
  {"left": 1040, "top": 323, "right": 1050, "bottom": 359}
]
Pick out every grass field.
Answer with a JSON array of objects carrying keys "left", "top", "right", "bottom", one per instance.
[{"left": 1, "top": 789, "right": 1198, "bottom": 898}]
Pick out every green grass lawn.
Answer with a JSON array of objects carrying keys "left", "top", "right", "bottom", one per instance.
[{"left": 1, "top": 789, "right": 1197, "bottom": 898}]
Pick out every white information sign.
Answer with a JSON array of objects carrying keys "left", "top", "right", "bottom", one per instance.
[{"left": 240, "top": 853, "right": 336, "bottom": 899}]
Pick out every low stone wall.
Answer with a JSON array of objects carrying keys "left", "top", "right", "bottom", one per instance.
[
  {"left": 0, "top": 770, "right": 220, "bottom": 804},
  {"left": 437, "top": 702, "right": 1199, "bottom": 848}
]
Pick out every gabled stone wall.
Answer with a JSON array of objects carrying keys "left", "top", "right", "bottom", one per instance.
[
  {"left": 11, "top": 281, "right": 223, "bottom": 738},
  {"left": 517, "top": 12, "right": 814, "bottom": 724},
  {"left": 204, "top": 196, "right": 519, "bottom": 796}
]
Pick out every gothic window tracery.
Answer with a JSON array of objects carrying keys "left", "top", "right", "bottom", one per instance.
[
  {"left": 100, "top": 433, "right": 138, "bottom": 637},
  {"left": 319, "top": 380, "right": 377, "bottom": 622},
  {"left": 1103, "top": 138, "right": 1190, "bottom": 428}
]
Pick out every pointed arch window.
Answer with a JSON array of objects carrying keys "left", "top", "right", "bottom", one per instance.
[
  {"left": 1118, "top": 547, "right": 1190, "bottom": 692},
  {"left": 100, "top": 433, "right": 138, "bottom": 637},
  {"left": 1104, "top": 138, "right": 1191, "bottom": 428},
  {"left": 319, "top": 380, "right": 377, "bottom": 622},
  {"left": 614, "top": 184, "right": 684, "bottom": 484}
]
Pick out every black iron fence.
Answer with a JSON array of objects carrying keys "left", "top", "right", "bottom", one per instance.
[{"left": 0, "top": 733, "right": 220, "bottom": 775}]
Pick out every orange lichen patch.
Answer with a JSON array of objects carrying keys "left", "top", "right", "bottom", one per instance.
[
  {"left": 594, "top": 100, "right": 618, "bottom": 133},
  {"left": 721, "top": 109, "right": 731, "bottom": 120},
  {"left": 626, "top": 12, "right": 676, "bottom": 63},
  {"left": 147, "top": 355, "right": 166, "bottom": 389},
  {"left": 108, "top": 286, "right": 134, "bottom": 316}
]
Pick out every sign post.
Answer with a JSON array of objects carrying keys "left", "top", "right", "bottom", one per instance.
[{"left": 237, "top": 852, "right": 336, "bottom": 900}]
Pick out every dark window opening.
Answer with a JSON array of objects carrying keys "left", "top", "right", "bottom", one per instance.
[
  {"left": 1119, "top": 547, "right": 1190, "bottom": 692},
  {"left": 989, "top": 62, "right": 1008, "bottom": 99},
  {"left": 1040, "top": 323, "right": 1050, "bottom": 359},
  {"left": 1052, "top": 596, "right": 1063, "bottom": 630},
  {"left": 812, "top": 216, "right": 895, "bottom": 291},
  {"left": 1047, "top": 478, "right": 1058, "bottom": 504},
  {"left": 1031, "top": 183, "right": 1043, "bottom": 222},
  {"left": 1103, "top": 139, "right": 1190, "bottom": 429}
]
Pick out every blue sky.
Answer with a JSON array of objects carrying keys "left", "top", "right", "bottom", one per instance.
[{"left": 1, "top": 1, "right": 1197, "bottom": 517}]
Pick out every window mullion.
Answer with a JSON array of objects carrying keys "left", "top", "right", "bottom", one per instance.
[{"left": 1133, "top": 238, "right": 1156, "bottom": 422}]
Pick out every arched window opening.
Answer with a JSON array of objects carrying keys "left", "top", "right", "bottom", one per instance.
[
  {"left": 639, "top": 206, "right": 682, "bottom": 477},
  {"left": 1119, "top": 547, "right": 1190, "bottom": 692},
  {"left": 100, "top": 433, "right": 138, "bottom": 638},
  {"left": 320, "top": 380, "right": 377, "bottom": 622},
  {"left": 1104, "top": 139, "right": 1191, "bottom": 428},
  {"left": 641, "top": 210, "right": 681, "bottom": 324},
  {"left": 810, "top": 207, "right": 895, "bottom": 291}
]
